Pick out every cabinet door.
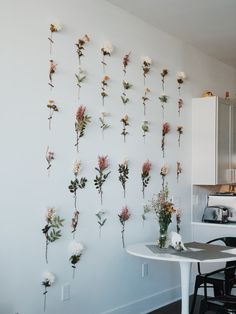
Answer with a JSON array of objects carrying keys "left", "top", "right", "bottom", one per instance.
[
  {"left": 217, "top": 101, "right": 231, "bottom": 184},
  {"left": 231, "top": 105, "right": 236, "bottom": 182}
]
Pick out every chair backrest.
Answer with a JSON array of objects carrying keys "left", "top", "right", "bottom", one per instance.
[
  {"left": 208, "top": 237, "right": 236, "bottom": 294},
  {"left": 198, "top": 237, "right": 236, "bottom": 275},
  {"left": 207, "top": 237, "right": 236, "bottom": 247}
]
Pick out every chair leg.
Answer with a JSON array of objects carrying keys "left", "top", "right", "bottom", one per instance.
[
  {"left": 199, "top": 299, "right": 208, "bottom": 314},
  {"left": 213, "top": 282, "right": 224, "bottom": 296},
  {"left": 190, "top": 277, "right": 202, "bottom": 314}
]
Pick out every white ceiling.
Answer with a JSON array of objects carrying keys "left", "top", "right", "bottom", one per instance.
[{"left": 107, "top": 0, "right": 236, "bottom": 68}]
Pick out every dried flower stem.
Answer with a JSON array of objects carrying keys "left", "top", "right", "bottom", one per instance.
[
  {"left": 161, "top": 175, "right": 165, "bottom": 191},
  {"left": 102, "top": 55, "right": 106, "bottom": 74},
  {"left": 45, "top": 239, "right": 49, "bottom": 264},
  {"left": 48, "top": 33, "right": 53, "bottom": 56},
  {"left": 43, "top": 287, "right": 47, "bottom": 312},
  {"left": 121, "top": 224, "right": 125, "bottom": 248}
]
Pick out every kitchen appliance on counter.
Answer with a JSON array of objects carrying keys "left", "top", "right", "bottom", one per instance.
[{"left": 202, "top": 193, "right": 236, "bottom": 223}]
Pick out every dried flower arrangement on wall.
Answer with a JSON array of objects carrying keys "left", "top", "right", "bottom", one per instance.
[
  {"left": 45, "top": 147, "right": 55, "bottom": 176},
  {"left": 42, "top": 271, "right": 55, "bottom": 312},
  {"left": 74, "top": 105, "right": 91, "bottom": 152},
  {"left": 121, "top": 114, "right": 129, "bottom": 143},
  {"left": 68, "top": 160, "right": 87, "bottom": 237},
  {"left": 69, "top": 241, "right": 84, "bottom": 279},
  {"left": 141, "top": 160, "right": 152, "bottom": 199},
  {"left": 42, "top": 208, "right": 64, "bottom": 264},
  {"left": 99, "top": 111, "right": 110, "bottom": 139},
  {"left": 177, "top": 71, "right": 187, "bottom": 115},
  {"left": 161, "top": 122, "right": 170, "bottom": 158},
  {"left": 101, "top": 41, "right": 113, "bottom": 73},
  {"left": 96, "top": 210, "right": 107, "bottom": 238},
  {"left": 118, "top": 160, "right": 129, "bottom": 198},
  {"left": 94, "top": 155, "right": 111, "bottom": 205},
  {"left": 142, "top": 57, "right": 152, "bottom": 115},
  {"left": 48, "top": 23, "right": 63, "bottom": 55},
  {"left": 118, "top": 206, "right": 130, "bottom": 248}
]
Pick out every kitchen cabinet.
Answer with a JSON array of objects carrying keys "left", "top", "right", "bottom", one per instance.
[{"left": 192, "top": 96, "right": 236, "bottom": 185}]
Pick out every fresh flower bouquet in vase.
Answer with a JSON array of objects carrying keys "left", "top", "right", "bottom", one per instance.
[{"left": 143, "top": 184, "right": 176, "bottom": 248}]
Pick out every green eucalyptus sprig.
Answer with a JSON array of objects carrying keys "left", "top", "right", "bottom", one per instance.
[
  {"left": 142, "top": 121, "right": 149, "bottom": 143},
  {"left": 121, "top": 114, "right": 129, "bottom": 143},
  {"left": 42, "top": 208, "right": 64, "bottom": 264},
  {"left": 101, "top": 76, "right": 110, "bottom": 106},
  {"left": 76, "top": 34, "right": 90, "bottom": 65},
  {"left": 118, "top": 160, "right": 129, "bottom": 198},
  {"left": 99, "top": 112, "right": 110, "bottom": 139},
  {"left": 121, "top": 80, "right": 132, "bottom": 105},
  {"left": 96, "top": 211, "right": 107, "bottom": 238},
  {"left": 142, "top": 87, "right": 150, "bottom": 115},
  {"left": 75, "top": 68, "right": 86, "bottom": 100},
  {"left": 68, "top": 160, "right": 87, "bottom": 211},
  {"left": 75, "top": 69, "right": 86, "bottom": 88}
]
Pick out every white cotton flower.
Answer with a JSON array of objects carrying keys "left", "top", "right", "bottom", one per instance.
[
  {"left": 45, "top": 207, "right": 56, "bottom": 220},
  {"left": 73, "top": 160, "right": 81, "bottom": 176},
  {"left": 101, "top": 111, "right": 110, "bottom": 117},
  {"left": 101, "top": 41, "right": 113, "bottom": 54},
  {"left": 54, "top": 23, "right": 63, "bottom": 31},
  {"left": 160, "top": 92, "right": 167, "bottom": 97},
  {"left": 42, "top": 271, "right": 55, "bottom": 286},
  {"left": 177, "top": 71, "right": 187, "bottom": 80},
  {"left": 143, "top": 56, "right": 152, "bottom": 65},
  {"left": 160, "top": 164, "right": 169, "bottom": 176},
  {"left": 69, "top": 241, "right": 84, "bottom": 256}
]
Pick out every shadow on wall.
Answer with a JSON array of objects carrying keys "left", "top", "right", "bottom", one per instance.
[{"left": 0, "top": 304, "right": 14, "bottom": 314}]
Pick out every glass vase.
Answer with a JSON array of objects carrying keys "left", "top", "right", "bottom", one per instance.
[{"left": 159, "top": 224, "right": 169, "bottom": 249}]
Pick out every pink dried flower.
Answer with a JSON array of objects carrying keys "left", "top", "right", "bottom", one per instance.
[
  {"left": 74, "top": 106, "right": 91, "bottom": 152},
  {"left": 119, "top": 206, "right": 130, "bottom": 222},
  {"left": 142, "top": 160, "right": 152, "bottom": 175},
  {"left": 118, "top": 206, "right": 131, "bottom": 248},
  {"left": 142, "top": 160, "right": 152, "bottom": 198},
  {"left": 98, "top": 155, "right": 109, "bottom": 171},
  {"left": 48, "top": 60, "right": 57, "bottom": 88},
  {"left": 123, "top": 52, "right": 131, "bottom": 74},
  {"left": 161, "top": 123, "right": 170, "bottom": 158},
  {"left": 46, "top": 207, "right": 55, "bottom": 222},
  {"left": 95, "top": 155, "right": 111, "bottom": 205},
  {"left": 76, "top": 105, "right": 86, "bottom": 122},
  {"left": 162, "top": 122, "right": 170, "bottom": 136},
  {"left": 71, "top": 210, "right": 79, "bottom": 234},
  {"left": 46, "top": 147, "right": 55, "bottom": 174}
]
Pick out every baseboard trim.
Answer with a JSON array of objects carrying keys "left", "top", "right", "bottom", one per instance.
[{"left": 100, "top": 285, "right": 183, "bottom": 314}]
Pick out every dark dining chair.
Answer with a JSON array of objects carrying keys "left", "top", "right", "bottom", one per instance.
[
  {"left": 199, "top": 294, "right": 236, "bottom": 313},
  {"left": 190, "top": 237, "right": 236, "bottom": 314}
]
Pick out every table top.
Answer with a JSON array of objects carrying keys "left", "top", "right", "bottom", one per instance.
[{"left": 126, "top": 242, "right": 236, "bottom": 263}]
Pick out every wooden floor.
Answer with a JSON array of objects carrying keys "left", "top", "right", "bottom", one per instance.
[{"left": 148, "top": 295, "right": 215, "bottom": 314}]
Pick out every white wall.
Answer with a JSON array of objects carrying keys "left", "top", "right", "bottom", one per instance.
[{"left": 0, "top": 0, "right": 235, "bottom": 314}]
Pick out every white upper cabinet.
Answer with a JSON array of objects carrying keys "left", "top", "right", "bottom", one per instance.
[{"left": 192, "top": 96, "right": 235, "bottom": 185}]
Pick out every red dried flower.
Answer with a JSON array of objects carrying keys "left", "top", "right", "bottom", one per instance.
[
  {"left": 119, "top": 206, "right": 130, "bottom": 223},
  {"left": 142, "top": 160, "right": 152, "bottom": 175},
  {"left": 162, "top": 122, "right": 170, "bottom": 136},
  {"left": 118, "top": 206, "right": 130, "bottom": 248},
  {"left": 76, "top": 105, "right": 86, "bottom": 122},
  {"left": 98, "top": 155, "right": 109, "bottom": 171}
]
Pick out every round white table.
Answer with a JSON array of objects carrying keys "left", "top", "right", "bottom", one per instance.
[{"left": 126, "top": 242, "right": 236, "bottom": 314}]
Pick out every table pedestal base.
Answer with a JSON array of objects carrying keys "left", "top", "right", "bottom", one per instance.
[{"left": 179, "top": 261, "right": 191, "bottom": 314}]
